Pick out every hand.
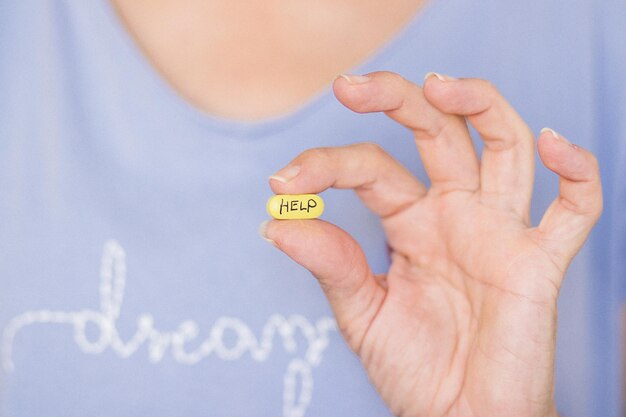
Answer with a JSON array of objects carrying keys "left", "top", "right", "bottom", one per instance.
[{"left": 261, "top": 72, "right": 602, "bottom": 417}]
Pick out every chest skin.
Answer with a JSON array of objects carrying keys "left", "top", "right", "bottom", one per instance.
[{"left": 110, "top": 0, "right": 426, "bottom": 120}]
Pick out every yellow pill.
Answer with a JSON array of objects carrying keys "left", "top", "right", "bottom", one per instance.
[{"left": 266, "top": 194, "right": 325, "bottom": 219}]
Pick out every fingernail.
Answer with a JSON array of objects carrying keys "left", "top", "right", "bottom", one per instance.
[
  {"left": 259, "top": 220, "right": 277, "bottom": 246},
  {"left": 540, "top": 127, "right": 560, "bottom": 139},
  {"left": 541, "top": 127, "right": 578, "bottom": 149},
  {"left": 269, "top": 165, "right": 301, "bottom": 183},
  {"left": 424, "top": 72, "right": 457, "bottom": 82},
  {"left": 338, "top": 74, "right": 371, "bottom": 84}
]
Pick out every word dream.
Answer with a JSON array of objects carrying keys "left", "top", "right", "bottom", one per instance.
[{"left": 1, "top": 240, "right": 338, "bottom": 417}]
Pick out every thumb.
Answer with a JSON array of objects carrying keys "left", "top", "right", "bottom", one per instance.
[{"left": 260, "top": 219, "right": 386, "bottom": 354}]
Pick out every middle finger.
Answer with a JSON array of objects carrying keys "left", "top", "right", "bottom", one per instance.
[{"left": 334, "top": 72, "right": 481, "bottom": 194}]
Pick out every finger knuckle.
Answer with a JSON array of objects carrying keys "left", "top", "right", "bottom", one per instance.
[
  {"left": 300, "top": 146, "right": 333, "bottom": 163},
  {"left": 358, "top": 141, "right": 387, "bottom": 156},
  {"left": 587, "top": 152, "right": 600, "bottom": 174},
  {"left": 385, "top": 71, "right": 408, "bottom": 85},
  {"left": 480, "top": 79, "right": 499, "bottom": 93}
]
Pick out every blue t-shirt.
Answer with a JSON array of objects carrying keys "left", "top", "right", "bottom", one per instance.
[{"left": 1, "top": 1, "right": 624, "bottom": 416}]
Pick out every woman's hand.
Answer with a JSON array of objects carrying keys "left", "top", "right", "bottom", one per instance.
[{"left": 261, "top": 72, "right": 602, "bottom": 417}]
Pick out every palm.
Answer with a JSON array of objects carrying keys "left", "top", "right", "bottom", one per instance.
[
  {"left": 266, "top": 72, "right": 600, "bottom": 417},
  {"left": 362, "top": 191, "right": 560, "bottom": 417}
]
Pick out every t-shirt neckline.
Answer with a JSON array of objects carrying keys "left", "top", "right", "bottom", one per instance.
[{"left": 97, "top": 0, "right": 436, "bottom": 138}]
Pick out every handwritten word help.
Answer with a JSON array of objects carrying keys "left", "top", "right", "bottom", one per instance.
[
  {"left": 1, "top": 241, "right": 337, "bottom": 417},
  {"left": 266, "top": 194, "right": 325, "bottom": 219}
]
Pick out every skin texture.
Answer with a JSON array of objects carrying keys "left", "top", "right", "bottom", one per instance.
[
  {"left": 111, "top": 0, "right": 425, "bottom": 120},
  {"left": 263, "top": 72, "right": 602, "bottom": 417}
]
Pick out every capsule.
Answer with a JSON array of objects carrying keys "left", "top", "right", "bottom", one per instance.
[{"left": 266, "top": 194, "right": 324, "bottom": 219}]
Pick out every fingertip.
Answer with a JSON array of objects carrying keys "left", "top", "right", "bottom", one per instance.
[
  {"left": 422, "top": 77, "right": 464, "bottom": 113},
  {"left": 335, "top": 74, "right": 371, "bottom": 85},
  {"left": 264, "top": 219, "right": 366, "bottom": 280},
  {"left": 267, "top": 177, "right": 283, "bottom": 194},
  {"left": 423, "top": 77, "right": 494, "bottom": 116},
  {"left": 537, "top": 129, "right": 595, "bottom": 182},
  {"left": 268, "top": 175, "right": 294, "bottom": 194},
  {"left": 268, "top": 163, "right": 307, "bottom": 194},
  {"left": 268, "top": 165, "right": 300, "bottom": 184},
  {"left": 259, "top": 220, "right": 278, "bottom": 247},
  {"left": 333, "top": 71, "right": 407, "bottom": 113},
  {"left": 268, "top": 149, "right": 335, "bottom": 195},
  {"left": 332, "top": 74, "right": 377, "bottom": 113},
  {"left": 424, "top": 72, "right": 458, "bottom": 82}
]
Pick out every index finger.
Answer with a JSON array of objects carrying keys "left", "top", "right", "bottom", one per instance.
[{"left": 269, "top": 142, "right": 425, "bottom": 218}]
